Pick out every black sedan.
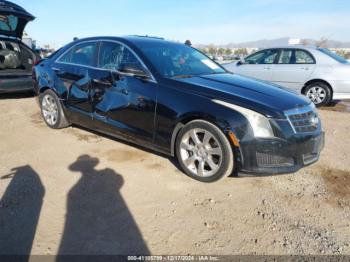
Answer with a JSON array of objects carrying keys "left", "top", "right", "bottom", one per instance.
[
  {"left": 0, "top": 1, "right": 39, "bottom": 94},
  {"left": 33, "top": 36, "right": 324, "bottom": 182}
]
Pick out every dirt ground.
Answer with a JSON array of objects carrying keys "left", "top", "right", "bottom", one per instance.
[{"left": 0, "top": 94, "right": 349, "bottom": 256}]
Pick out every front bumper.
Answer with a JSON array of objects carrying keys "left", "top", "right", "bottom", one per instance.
[{"left": 239, "top": 131, "right": 325, "bottom": 174}]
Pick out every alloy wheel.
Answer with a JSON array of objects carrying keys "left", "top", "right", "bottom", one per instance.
[
  {"left": 41, "top": 94, "right": 58, "bottom": 126},
  {"left": 179, "top": 128, "right": 223, "bottom": 177},
  {"left": 306, "top": 86, "right": 327, "bottom": 105}
]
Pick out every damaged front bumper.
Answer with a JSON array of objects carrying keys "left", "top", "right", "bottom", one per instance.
[{"left": 238, "top": 131, "right": 325, "bottom": 175}]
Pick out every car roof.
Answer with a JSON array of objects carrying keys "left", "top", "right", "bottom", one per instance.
[
  {"left": 258, "top": 45, "right": 318, "bottom": 51},
  {"left": 71, "top": 35, "right": 169, "bottom": 45},
  {"left": 69, "top": 35, "right": 189, "bottom": 52}
]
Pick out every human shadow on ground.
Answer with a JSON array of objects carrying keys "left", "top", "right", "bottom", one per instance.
[
  {"left": 0, "top": 165, "right": 45, "bottom": 256},
  {"left": 57, "top": 155, "right": 149, "bottom": 256}
]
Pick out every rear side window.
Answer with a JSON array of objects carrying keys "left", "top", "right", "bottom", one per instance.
[
  {"left": 295, "top": 50, "right": 315, "bottom": 64},
  {"left": 58, "top": 42, "right": 96, "bottom": 66},
  {"left": 278, "top": 50, "right": 293, "bottom": 64},
  {"left": 278, "top": 49, "right": 315, "bottom": 64},
  {"left": 246, "top": 49, "right": 279, "bottom": 64}
]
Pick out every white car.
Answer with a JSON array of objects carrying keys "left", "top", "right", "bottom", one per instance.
[{"left": 224, "top": 46, "right": 350, "bottom": 106}]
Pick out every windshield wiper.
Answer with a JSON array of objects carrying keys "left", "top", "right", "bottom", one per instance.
[
  {"left": 172, "top": 72, "right": 227, "bottom": 79},
  {"left": 205, "top": 72, "right": 227, "bottom": 75}
]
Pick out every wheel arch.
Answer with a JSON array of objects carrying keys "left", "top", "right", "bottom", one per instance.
[
  {"left": 170, "top": 114, "right": 238, "bottom": 157},
  {"left": 38, "top": 86, "right": 51, "bottom": 94},
  {"left": 170, "top": 115, "right": 212, "bottom": 157},
  {"left": 38, "top": 85, "right": 67, "bottom": 101},
  {"left": 302, "top": 79, "right": 333, "bottom": 98}
]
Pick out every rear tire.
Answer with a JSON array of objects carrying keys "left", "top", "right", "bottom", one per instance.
[
  {"left": 303, "top": 82, "right": 332, "bottom": 107},
  {"left": 176, "top": 120, "right": 234, "bottom": 183},
  {"left": 39, "top": 89, "right": 69, "bottom": 129}
]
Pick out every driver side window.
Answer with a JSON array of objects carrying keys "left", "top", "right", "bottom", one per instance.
[
  {"left": 245, "top": 49, "right": 279, "bottom": 64},
  {"left": 98, "top": 41, "right": 142, "bottom": 70}
]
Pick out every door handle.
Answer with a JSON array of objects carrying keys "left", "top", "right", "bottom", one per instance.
[
  {"left": 121, "top": 89, "right": 129, "bottom": 95},
  {"left": 301, "top": 66, "right": 309, "bottom": 70},
  {"left": 51, "top": 67, "right": 61, "bottom": 72},
  {"left": 264, "top": 66, "right": 271, "bottom": 70}
]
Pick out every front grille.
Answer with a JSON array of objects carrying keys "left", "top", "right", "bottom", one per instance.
[
  {"left": 285, "top": 106, "right": 319, "bottom": 134},
  {"left": 256, "top": 152, "right": 294, "bottom": 168}
]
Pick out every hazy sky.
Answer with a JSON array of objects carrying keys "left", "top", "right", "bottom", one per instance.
[{"left": 12, "top": 0, "right": 350, "bottom": 47}]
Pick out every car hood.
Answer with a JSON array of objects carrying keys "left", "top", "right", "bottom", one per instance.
[
  {"left": 173, "top": 73, "right": 311, "bottom": 118},
  {"left": 0, "top": 1, "right": 35, "bottom": 39}
]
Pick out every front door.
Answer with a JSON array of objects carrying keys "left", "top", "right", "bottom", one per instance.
[
  {"left": 91, "top": 41, "right": 157, "bottom": 144},
  {"left": 236, "top": 49, "right": 279, "bottom": 81}
]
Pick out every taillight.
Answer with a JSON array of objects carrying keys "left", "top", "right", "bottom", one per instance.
[
  {"left": 32, "top": 58, "right": 43, "bottom": 80},
  {"left": 32, "top": 68, "right": 36, "bottom": 80}
]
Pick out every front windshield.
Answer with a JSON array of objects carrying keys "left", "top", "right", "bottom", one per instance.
[
  {"left": 318, "top": 48, "right": 349, "bottom": 64},
  {"left": 136, "top": 41, "right": 226, "bottom": 78}
]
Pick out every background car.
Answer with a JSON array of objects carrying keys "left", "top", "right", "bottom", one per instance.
[
  {"left": 224, "top": 46, "right": 350, "bottom": 106},
  {"left": 0, "top": 0, "right": 39, "bottom": 94},
  {"left": 34, "top": 36, "right": 324, "bottom": 182}
]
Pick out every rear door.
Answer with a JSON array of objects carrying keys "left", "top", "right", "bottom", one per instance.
[
  {"left": 235, "top": 49, "right": 279, "bottom": 81},
  {"left": 53, "top": 41, "right": 97, "bottom": 125},
  {"left": 270, "top": 49, "right": 316, "bottom": 90}
]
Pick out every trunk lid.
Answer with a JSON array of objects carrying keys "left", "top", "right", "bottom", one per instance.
[{"left": 0, "top": 1, "right": 35, "bottom": 39}]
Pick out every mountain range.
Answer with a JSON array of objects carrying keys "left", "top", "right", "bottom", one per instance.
[{"left": 197, "top": 37, "right": 350, "bottom": 49}]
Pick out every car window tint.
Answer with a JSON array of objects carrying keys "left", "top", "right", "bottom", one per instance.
[
  {"left": 70, "top": 43, "right": 96, "bottom": 66},
  {"left": 262, "top": 50, "right": 279, "bottom": 64},
  {"left": 121, "top": 48, "right": 139, "bottom": 65},
  {"left": 59, "top": 42, "right": 96, "bottom": 66},
  {"left": 98, "top": 41, "right": 142, "bottom": 70},
  {"left": 98, "top": 42, "right": 123, "bottom": 70},
  {"left": 246, "top": 49, "right": 278, "bottom": 64},
  {"left": 58, "top": 48, "right": 73, "bottom": 63},
  {"left": 0, "top": 14, "right": 18, "bottom": 32},
  {"left": 295, "top": 50, "right": 315, "bottom": 64},
  {"left": 278, "top": 50, "right": 293, "bottom": 64},
  {"left": 245, "top": 51, "right": 265, "bottom": 64}
]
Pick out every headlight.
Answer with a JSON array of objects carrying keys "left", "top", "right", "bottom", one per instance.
[{"left": 213, "top": 100, "right": 274, "bottom": 138}]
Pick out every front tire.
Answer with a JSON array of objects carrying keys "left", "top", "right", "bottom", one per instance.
[
  {"left": 39, "top": 89, "right": 69, "bottom": 129},
  {"left": 303, "top": 82, "right": 332, "bottom": 107},
  {"left": 176, "top": 120, "right": 234, "bottom": 183}
]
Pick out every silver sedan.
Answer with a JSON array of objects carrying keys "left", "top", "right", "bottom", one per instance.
[{"left": 224, "top": 46, "right": 350, "bottom": 106}]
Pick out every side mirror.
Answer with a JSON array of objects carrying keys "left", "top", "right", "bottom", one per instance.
[
  {"left": 237, "top": 57, "right": 245, "bottom": 66},
  {"left": 118, "top": 63, "right": 149, "bottom": 79}
]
